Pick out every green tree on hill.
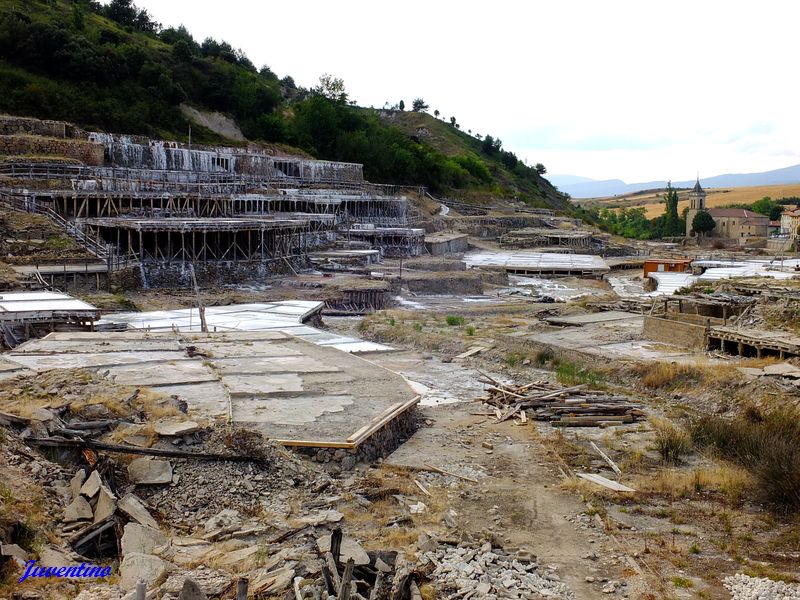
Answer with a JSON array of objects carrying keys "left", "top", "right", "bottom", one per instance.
[
  {"left": 315, "top": 73, "right": 348, "bottom": 103},
  {"left": 412, "top": 98, "right": 428, "bottom": 112},
  {"left": 751, "top": 196, "right": 782, "bottom": 220},
  {"left": 398, "top": 99, "right": 405, "bottom": 111},
  {"left": 662, "top": 181, "right": 682, "bottom": 236},
  {"left": 692, "top": 210, "right": 716, "bottom": 237}
]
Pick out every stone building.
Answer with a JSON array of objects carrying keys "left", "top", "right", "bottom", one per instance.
[
  {"left": 705, "top": 208, "right": 769, "bottom": 239},
  {"left": 781, "top": 208, "right": 800, "bottom": 239},
  {"left": 686, "top": 179, "right": 768, "bottom": 239},
  {"left": 685, "top": 178, "right": 707, "bottom": 237}
]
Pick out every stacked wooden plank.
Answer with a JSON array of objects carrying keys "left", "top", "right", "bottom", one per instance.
[{"left": 476, "top": 373, "right": 645, "bottom": 427}]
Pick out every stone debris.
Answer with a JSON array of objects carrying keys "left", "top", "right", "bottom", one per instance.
[
  {"left": 248, "top": 566, "right": 295, "bottom": 595},
  {"left": 295, "top": 509, "right": 344, "bottom": 526},
  {"left": 128, "top": 458, "right": 174, "bottom": 485},
  {"left": 0, "top": 542, "right": 28, "bottom": 568},
  {"left": 316, "top": 533, "right": 370, "bottom": 565},
  {"left": 119, "top": 552, "right": 172, "bottom": 592},
  {"left": 203, "top": 509, "right": 242, "bottom": 534},
  {"left": 63, "top": 495, "right": 93, "bottom": 523},
  {"left": 153, "top": 417, "right": 201, "bottom": 437},
  {"left": 121, "top": 523, "right": 167, "bottom": 556},
  {"left": 118, "top": 492, "right": 160, "bottom": 529},
  {"left": 160, "top": 566, "right": 232, "bottom": 597},
  {"left": 74, "top": 587, "right": 124, "bottom": 600},
  {"left": 93, "top": 484, "right": 117, "bottom": 523},
  {"left": 134, "top": 429, "right": 321, "bottom": 529},
  {"left": 418, "top": 542, "right": 576, "bottom": 600},
  {"left": 724, "top": 573, "right": 800, "bottom": 600},
  {"left": 70, "top": 468, "right": 86, "bottom": 498},
  {"left": 217, "top": 544, "right": 260, "bottom": 567},
  {"left": 176, "top": 578, "right": 208, "bottom": 600},
  {"left": 80, "top": 469, "right": 103, "bottom": 498},
  {"left": 153, "top": 537, "right": 213, "bottom": 567}
]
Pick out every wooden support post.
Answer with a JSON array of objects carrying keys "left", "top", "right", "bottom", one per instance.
[
  {"left": 331, "top": 527, "right": 342, "bottom": 565},
  {"left": 236, "top": 577, "right": 248, "bottom": 600},
  {"left": 338, "top": 558, "right": 355, "bottom": 600},
  {"left": 324, "top": 552, "right": 341, "bottom": 591}
]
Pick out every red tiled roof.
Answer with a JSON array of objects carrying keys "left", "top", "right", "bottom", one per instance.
[
  {"left": 707, "top": 208, "right": 768, "bottom": 219},
  {"left": 782, "top": 209, "right": 800, "bottom": 217}
]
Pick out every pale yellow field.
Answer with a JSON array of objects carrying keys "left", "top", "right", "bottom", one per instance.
[{"left": 578, "top": 184, "right": 800, "bottom": 219}]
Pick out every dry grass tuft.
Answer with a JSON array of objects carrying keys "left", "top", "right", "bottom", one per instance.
[
  {"left": 651, "top": 417, "right": 692, "bottom": 464},
  {"left": 633, "top": 362, "right": 740, "bottom": 391},
  {"left": 635, "top": 464, "right": 753, "bottom": 503}
]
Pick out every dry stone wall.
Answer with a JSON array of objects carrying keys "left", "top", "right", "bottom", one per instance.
[
  {"left": 0, "top": 135, "right": 103, "bottom": 165},
  {"left": 0, "top": 115, "right": 76, "bottom": 138}
]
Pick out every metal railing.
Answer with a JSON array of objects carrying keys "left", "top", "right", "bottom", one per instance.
[
  {"left": 0, "top": 162, "right": 371, "bottom": 194},
  {"left": 0, "top": 189, "right": 109, "bottom": 260}
]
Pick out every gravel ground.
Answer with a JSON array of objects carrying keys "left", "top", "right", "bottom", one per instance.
[
  {"left": 420, "top": 542, "right": 577, "bottom": 600},
  {"left": 724, "top": 574, "right": 800, "bottom": 600}
]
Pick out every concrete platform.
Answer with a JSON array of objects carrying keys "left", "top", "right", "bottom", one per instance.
[
  {"left": 510, "top": 314, "right": 712, "bottom": 363},
  {"left": 7, "top": 330, "right": 419, "bottom": 448}
]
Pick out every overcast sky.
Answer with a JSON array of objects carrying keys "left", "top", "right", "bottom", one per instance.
[{"left": 135, "top": 0, "right": 799, "bottom": 183}]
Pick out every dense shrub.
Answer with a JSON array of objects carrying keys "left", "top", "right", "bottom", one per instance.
[{"left": 691, "top": 407, "right": 800, "bottom": 512}]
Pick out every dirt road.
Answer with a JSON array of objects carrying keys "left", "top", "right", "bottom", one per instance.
[{"left": 370, "top": 350, "right": 635, "bottom": 598}]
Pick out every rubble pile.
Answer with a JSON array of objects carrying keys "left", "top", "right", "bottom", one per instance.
[
  {"left": 293, "top": 527, "right": 420, "bottom": 600},
  {"left": 136, "top": 429, "right": 324, "bottom": 527},
  {"left": 724, "top": 573, "right": 800, "bottom": 600},
  {"left": 478, "top": 376, "right": 646, "bottom": 428},
  {"left": 418, "top": 541, "right": 576, "bottom": 600}
]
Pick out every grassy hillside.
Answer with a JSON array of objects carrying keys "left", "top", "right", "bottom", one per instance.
[
  {"left": 381, "top": 110, "right": 567, "bottom": 210},
  {"left": 0, "top": 0, "right": 569, "bottom": 210}
]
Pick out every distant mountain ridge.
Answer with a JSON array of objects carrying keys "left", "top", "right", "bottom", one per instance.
[{"left": 554, "top": 164, "right": 800, "bottom": 198}]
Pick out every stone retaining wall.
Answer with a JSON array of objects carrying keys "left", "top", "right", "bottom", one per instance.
[
  {"left": 405, "top": 273, "right": 484, "bottom": 296},
  {"left": 0, "top": 115, "right": 77, "bottom": 138},
  {"left": 140, "top": 258, "right": 309, "bottom": 288},
  {"left": 643, "top": 316, "right": 708, "bottom": 349},
  {"left": 0, "top": 135, "right": 103, "bottom": 165},
  {"left": 301, "top": 406, "right": 419, "bottom": 473}
]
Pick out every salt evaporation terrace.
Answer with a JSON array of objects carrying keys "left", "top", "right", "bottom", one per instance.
[
  {"left": 648, "top": 259, "right": 800, "bottom": 296},
  {"left": 0, "top": 120, "right": 427, "bottom": 287},
  {"left": 1, "top": 300, "right": 418, "bottom": 452}
]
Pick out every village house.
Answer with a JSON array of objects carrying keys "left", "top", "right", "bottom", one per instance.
[{"left": 781, "top": 207, "right": 800, "bottom": 239}]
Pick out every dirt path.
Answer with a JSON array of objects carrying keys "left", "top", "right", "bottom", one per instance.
[{"left": 361, "top": 348, "right": 636, "bottom": 599}]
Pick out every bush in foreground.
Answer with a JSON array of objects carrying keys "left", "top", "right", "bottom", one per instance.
[{"left": 691, "top": 407, "right": 800, "bottom": 512}]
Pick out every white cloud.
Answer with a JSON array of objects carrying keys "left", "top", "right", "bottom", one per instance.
[{"left": 135, "top": 0, "right": 800, "bottom": 182}]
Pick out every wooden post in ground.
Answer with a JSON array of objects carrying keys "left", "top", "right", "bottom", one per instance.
[
  {"left": 236, "top": 577, "right": 248, "bottom": 600},
  {"left": 331, "top": 527, "right": 343, "bottom": 565},
  {"left": 338, "top": 558, "right": 355, "bottom": 600}
]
